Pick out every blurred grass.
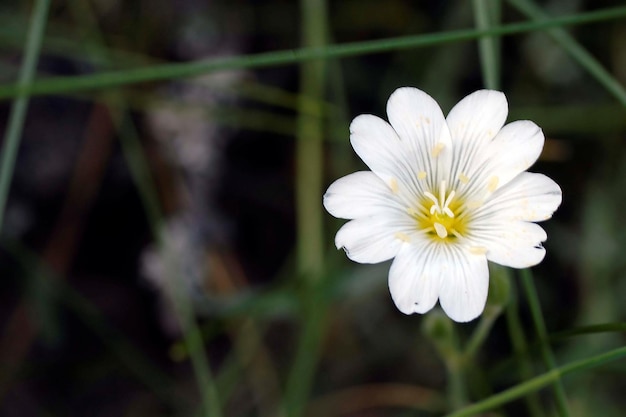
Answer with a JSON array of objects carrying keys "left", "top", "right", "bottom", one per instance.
[
  {"left": 0, "top": 1, "right": 625, "bottom": 417},
  {"left": 0, "top": 6, "right": 624, "bottom": 98}
]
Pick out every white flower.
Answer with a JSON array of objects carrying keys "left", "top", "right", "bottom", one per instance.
[{"left": 323, "top": 88, "right": 562, "bottom": 322}]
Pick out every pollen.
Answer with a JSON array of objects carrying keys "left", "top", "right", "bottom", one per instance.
[
  {"left": 415, "top": 180, "right": 469, "bottom": 242},
  {"left": 418, "top": 171, "right": 427, "bottom": 180},
  {"left": 431, "top": 142, "right": 445, "bottom": 157},
  {"left": 389, "top": 178, "right": 399, "bottom": 193},
  {"left": 469, "top": 246, "right": 488, "bottom": 255},
  {"left": 395, "top": 232, "right": 411, "bottom": 242},
  {"left": 488, "top": 176, "right": 499, "bottom": 192},
  {"left": 458, "top": 173, "right": 469, "bottom": 184}
]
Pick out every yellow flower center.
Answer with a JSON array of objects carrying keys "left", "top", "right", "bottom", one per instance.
[{"left": 412, "top": 180, "right": 468, "bottom": 241}]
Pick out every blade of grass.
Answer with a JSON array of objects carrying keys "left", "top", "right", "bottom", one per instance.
[
  {"left": 66, "top": 1, "right": 222, "bottom": 415},
  {"left": 507, "top": 0, "right": 626, "bottom": 106},
  {"left": 0, "top": 0, "right": 50, "bottom": 232},
  {"left": 1, "top": 239, "right": 184, "bottom": 410},
  {"left": 551, "top": 322, "right": 626, "bottom": 340},
  {"left": 285, "top": 0, "right": 329, "bottom": 416},
  {"left": 444, "top": 345, "right": 626, "bottom": 417},
  {"left": 505, "top": 278, "right": 545, "bottom": 417},
  {"left": 0, "top": 6, "right": 625, "bottom": 99},
  {"left": 472, "top": 0, "right": 501, "bottom": 90},
  {"left": 520, "top": 268, "right": 570, "bottom": 416}
]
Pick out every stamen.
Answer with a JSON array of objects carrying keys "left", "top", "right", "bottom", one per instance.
[
  {"left": 443, "top": 190, "right": 456, "bottom": 210},
  {"left": 443, "top": 207, "right": 455, "bottom": 217},
  {"left": 434, "top": 222, "right": 448, "bottom": 239},
  {"left": 424, "top": 191, "right": 439, "bottom": 207},
  {"left": 439, "top": 180, "right": 446, "bottom": 207}
]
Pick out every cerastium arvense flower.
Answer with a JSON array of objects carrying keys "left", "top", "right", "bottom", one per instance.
[{"left": 323, "top": 88, "right": 562, "bottom": 322}]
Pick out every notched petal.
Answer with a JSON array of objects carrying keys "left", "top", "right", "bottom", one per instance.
[
  {"left": 349, "top": 114, "right": 405, "bottom": 182},
  {"left": 446, "top": 89, "right": 508, "bottom": 144},
  {"left": 388, "top": 243, "right": 440, "bottom": 315},
  {"left": 323, "top": 171, "right": 398, "bottom": 219},
  {"left": 335, "top": 217, "right": 406, "bottom": 264},
  {"left": 438, "top": 247, "right": 489, "bottom": 323}
]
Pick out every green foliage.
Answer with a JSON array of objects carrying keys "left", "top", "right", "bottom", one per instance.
[{"left": 1, "top": 0, "right": 625, "bottom": 416}]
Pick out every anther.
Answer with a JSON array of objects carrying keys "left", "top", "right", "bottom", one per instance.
[
  {"left": 488, "top": 176, "right": 499, "bottom": 192},
  {"left": 389, "top": 178, "right": 399, "bottom": 194},
  {"left": 395, "top": 232, "right": 411, "bottom": 242},
  {"left": 434, "top": 222, "right": 448, "bottom": 239},
  {"left": 431, "top": 142, "right": 445, "bottom": 157}
]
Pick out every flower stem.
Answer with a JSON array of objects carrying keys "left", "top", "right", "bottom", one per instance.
[
  {"left": 505, "top": 279, "right": 545, "bottom": 417},
  {"left": 520, "top": 268, "right": 570, "bottom": 417},
  {"left": 0, "top": 0, "right": 50, "bottom": 233},
  {"left": 444, "top": 345, "right": 626, "bottom": 417},
  {"left": 464, "top": 305, "right": 501, "bottom": 361}
]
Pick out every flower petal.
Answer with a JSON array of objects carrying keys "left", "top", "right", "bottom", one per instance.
[
  {"left": 486, "top": 120, "right": 546, "bottom": 189},
  {"left": 386, "top": 87, "right": 452, "bottom": 190},
  {"left": 323, "top": 171, "right": 403, "bottom": 219},
  {"left": 388, "top": 242, "right": 441, "bottom": 315},
  {"left": 470, "top": 221, "right": 548, "bottom": 269},
  {"left": 446, "top": 90, "right": 508, "bottom": 189},
  {"left": 476, "top": 172, "right": 562, "bottom": 223},
  {"left": 335, "top": 215, "right": 412, "bottom": 264},
  {"left": 349, "top": 114, "right": 406, "bottom": 184},
  {"left": 446, "top": 89, "right": 508, "bottom": 144},
  {"left": 438, "top": 246, "right": 489, "bottom": 322}
]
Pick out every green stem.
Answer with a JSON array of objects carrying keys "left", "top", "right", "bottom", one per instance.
[
  {"left": 551, "top": 322, "right": 626, "bottom": 340},
  {"left": 505, "top": 280, "right": 545, "bottom": 417},
  {"left": 447, "top": 357, "right": 468, "bottom": 410},
  {"left": 444, "top": 345, "right": 626, "bottom": 417},
  {"left": 1, "top": 7, "right": 626, "bottom": 99},
  {"left": 472, "top": 0, "right": 501, "bottom": 90},
  {"left": 507, "top": 0, "right": 626, "bottom": 107},
  {"left": 285, "top": 0, "right": 328, "bottom": 416},
  {"left": 0, "top": 0, "right": 50, "bottom": 232},
  {"left": 520, "top": 269, "right": 570, "bottom": 417},
  {"left": 464, "top": 306, "right": 501, "bottom": 361},
  {"left": 66, "top": 1, "right": 221, "bottom": 415}
]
